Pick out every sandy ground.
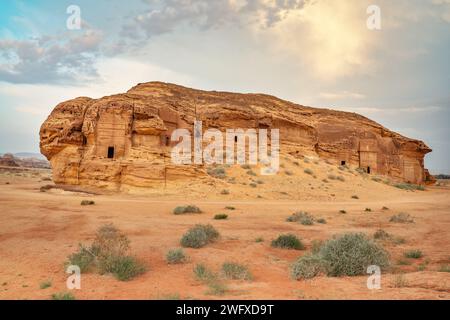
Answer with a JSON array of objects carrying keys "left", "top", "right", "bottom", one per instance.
[{"left": 0, "top": 165, "right": 449, "bottom": 300}]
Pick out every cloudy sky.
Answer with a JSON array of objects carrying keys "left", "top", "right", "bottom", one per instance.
[{"left": 0, "top": 0, "right": 449, "bottom": 173}]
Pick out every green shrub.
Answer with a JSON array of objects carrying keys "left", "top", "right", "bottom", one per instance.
[
  {"left": 317, "top": 233, "right": 389, "bottom": 277},
  {"left": 286, "top": 211, "right": 315, "bottom": 225},
  {"left": 271, "top": 234, "right": 304, "bottom": 250},
  {"left": 39, "top": 280, "right": 52, "bottom": 289},
  {"left": 390, "top": 213, "right": 414, "bottom": 223},
  {"left": 291, "top": 254, "right": 325, "bottom": 280},
  {"left": 66, "top": 224, "right": 145, "bottom": 281},
  {"left": 246, "top": 170, "right": 256, "bottom": 176},
  {"left": 193, "top": 263, "right": 216, "bottom": 282},
  {"left": 394, "top": 183, "right": 425, "bottom": 191},
  {"left": 255, "top": 237, "right": 264, "bottom": 243},
  {"left": 51, "top": 292, "right": 75, "bottom": 300},
  {"left": 316, "top": 218, "right": 327, "bottom": 224},
  {"left": 66, "top": 245, "right": 95, "bottom": 273},
  {"left": 404, "top": 249, "right": 423, "bottom": 259},
  {"left": 304, "top": 168, "right": 313, "bottom": 175},
  {"left": 180, "top": 224, "right": 219, "bottom": 248},
  {"left": 101, "top": 255, "right": 146, "bottom": 281},
  {"left": 205, "top": 281, "right": 227, "bottom": 296},
  {"left": 392, "top": 274, "right": 408, "bottom": 288},
  {"left": 207, "top": 167, "right": 226, "bottom": 179},
  {"left": 439, "top": 265, "right": 450, "bottom": 272},
  {"left": 397, "top": 258, "right": 412, "bottom": 265},
  {"left": 225, "top": 206, "right": 235, "bottom": 210},
  {"left": 214, "top": 214, "right": 228, "bottom": 220},
  {"left": 222, "top": 262, "right": 253, "bottom": 280},
  {"left": 173, "top": 205, "right": 202, "bottom": 215},
  {"left": 373, "top": 229, "right": 390, "bottom": 240},
  {"left": 81, "top": 200, "right": 95, "bottom": 206},
  {"left": 166, "top": 248, "right": 187, "bottom": 264}
]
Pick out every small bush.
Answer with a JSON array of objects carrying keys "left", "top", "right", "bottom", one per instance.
[
  {"left": 404, "top": 249, "right": 423, "bottom": 259},
  {"left": 207, "top": 167, "right": 226, "bottom": 179},
  {"left": 271, "top": 234, "right": 304, "bottom": 250},
  {"left": 394, "top": 183, "right": 425, "bottom": 191},
  {"left": 316, "top": 218, "right": 327, "bottom": 224},
  {"left": 39, "top": 280, "right": 52, "bottom": 289},
  {"left": 397, "top": 258, "right": 412, "bottom": 266},
  {"left": 351, "top": 195, "right": 359, "bottom": 199},
  {"left": 66, "top": 224, "right": 145, "bottom": 281},
  {"left": 40, "top": 184, "right": 54, "bottom": 192},
  {"left": 373, "top": 229, "right": 390, "bottom": 240},
  {"left": 304, "top": 168, "right": 313, "bottom": 175},
  {"left": 246, "top": 170, "right": 256, "bottom": 176},
  {"left": 193, "top": 264, "right": 216, "bottom": 282},
  {"left": 339, "top": 210, "right": 347, "bottom": 214},
  {"left": 317, "top": 233, "right": 389, "bottom": 277},
  {"left": 390, "top": 213, "right": 414, "bottom": 223},
  {"left": 392, "top": 274, "right": 408, "bottom": 288},
  {"left": 382, "top": 206, "right": 389, "bottom": 210},
  {"left": 66, "top": 245, "right": 95, "bottom": 273},
  {"left": 102, "top": 256, "right": 146, "bottom": 281},
  {"left": 214, "top": 214, "right": 228, "bottom": 220},
  {"left": 166, "top": 248, "right": 187, "bottom": 264},
  {"left": 255, "top": 237, "right": 264, "bottom": 243},
  {"left": 439, "top": 265, "right": 450, "bottom": 272},
  {"left": 222, "top": 262, "right": 253, "bottom": 280},
  {"left": 220, "top": 189, "right": 230, "bottom": 195},
  {"left": 173, "top": 205, "right": 202, "bottom": 215},
  {"left": 365, "top": 208, "right": 372, "bottom": 212},
  {"left": 291, "top": 254, "right": 325, "bottom": 280},
  {"left": 52, "top": 292, "right": 75, "bottom": 300},
  {"left": 180, "top": 224, "right": 219, "bottom": 248},
  {"left": 286, "top": 211, "right": 314, "bottom": 225},
  {"left": 225, "top": 206, "right": 235, "bottom": 210},
  {"left": 81, "top": 200, "right": 95, "bottom": 206},
  {"left": 240, "top": 164, "right": 251, "bottom": 170}
]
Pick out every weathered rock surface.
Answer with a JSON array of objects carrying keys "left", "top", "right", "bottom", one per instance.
[{"left": 40, "top": 82, "right": 432, "bottom": 191}]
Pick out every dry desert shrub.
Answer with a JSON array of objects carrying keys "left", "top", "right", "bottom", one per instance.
[
  {"left": 81, "top": 200, "right": 95, "bottom": 206},
  {"left": 173, "top": 205, "right": 202, "bottom": 215},
  {"left": 207, "top": 167, "right": 226, "bottom": 179},
  {"left": 214, "top": 213, "right": 228, "bottom": 220},
  {"left": 166, "top": 248, "right": 187, "bottom": 264},
  {"left": 271, "top": 234, "right": 304, "bottom": 250},
  {"left": 221, "top": 262, "right": 253, "bottom": 280},
  {"left": 390, "top": 213, "right": 414, "bottom": 223},
  {"left": 404, "top": 249, "right": 423, "bottom": 259},
  {"left": 180, "top": 224, "right": 219, "bottom": 248},
  {"left": 286, "top": 211, "right": 315, "bottom": 225},
  {"left": 291, "top": 233, "right": 389, "bottom": 280},
  {"left": 66, "top": 223, "right": 146, "bottom": 281}
]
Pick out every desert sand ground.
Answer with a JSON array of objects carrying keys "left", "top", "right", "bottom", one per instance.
[{"left": 0, "top": 159, "right": 449, "bottom": 300}]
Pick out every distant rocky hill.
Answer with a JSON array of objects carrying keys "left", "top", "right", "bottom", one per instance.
[
  {"left": 0, "top": 153, "right": 50, "bottom": 169},
  {"left": 40, "top": 82, "right": 432, "bottom": 191}
]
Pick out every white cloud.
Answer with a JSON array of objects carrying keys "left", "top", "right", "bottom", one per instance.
[{"left": 320, "top": 91, "right": 366, "bottom": 100}]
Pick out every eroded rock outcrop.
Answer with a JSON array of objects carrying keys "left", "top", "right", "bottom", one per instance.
[{"left": 40, "top": 82, "right": 432, "bottom": 190}]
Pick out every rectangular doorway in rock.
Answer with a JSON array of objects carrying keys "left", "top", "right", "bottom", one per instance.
[
  {"left": 367, "top": 166, "right": 371, "bottom": 174},
  {"left": 107, "top": 146, "right": 115, "bottom": 159},
  {"left": 341, "top": 160, "right": 346, "bottom": 165}
]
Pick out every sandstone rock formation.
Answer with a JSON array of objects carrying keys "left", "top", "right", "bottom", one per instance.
[
  {"left": 40, "top": 82, "right": 432, "bottom": 191},
  {"left": 0, "top": 153, "right": 50, "bottom": 169}
]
